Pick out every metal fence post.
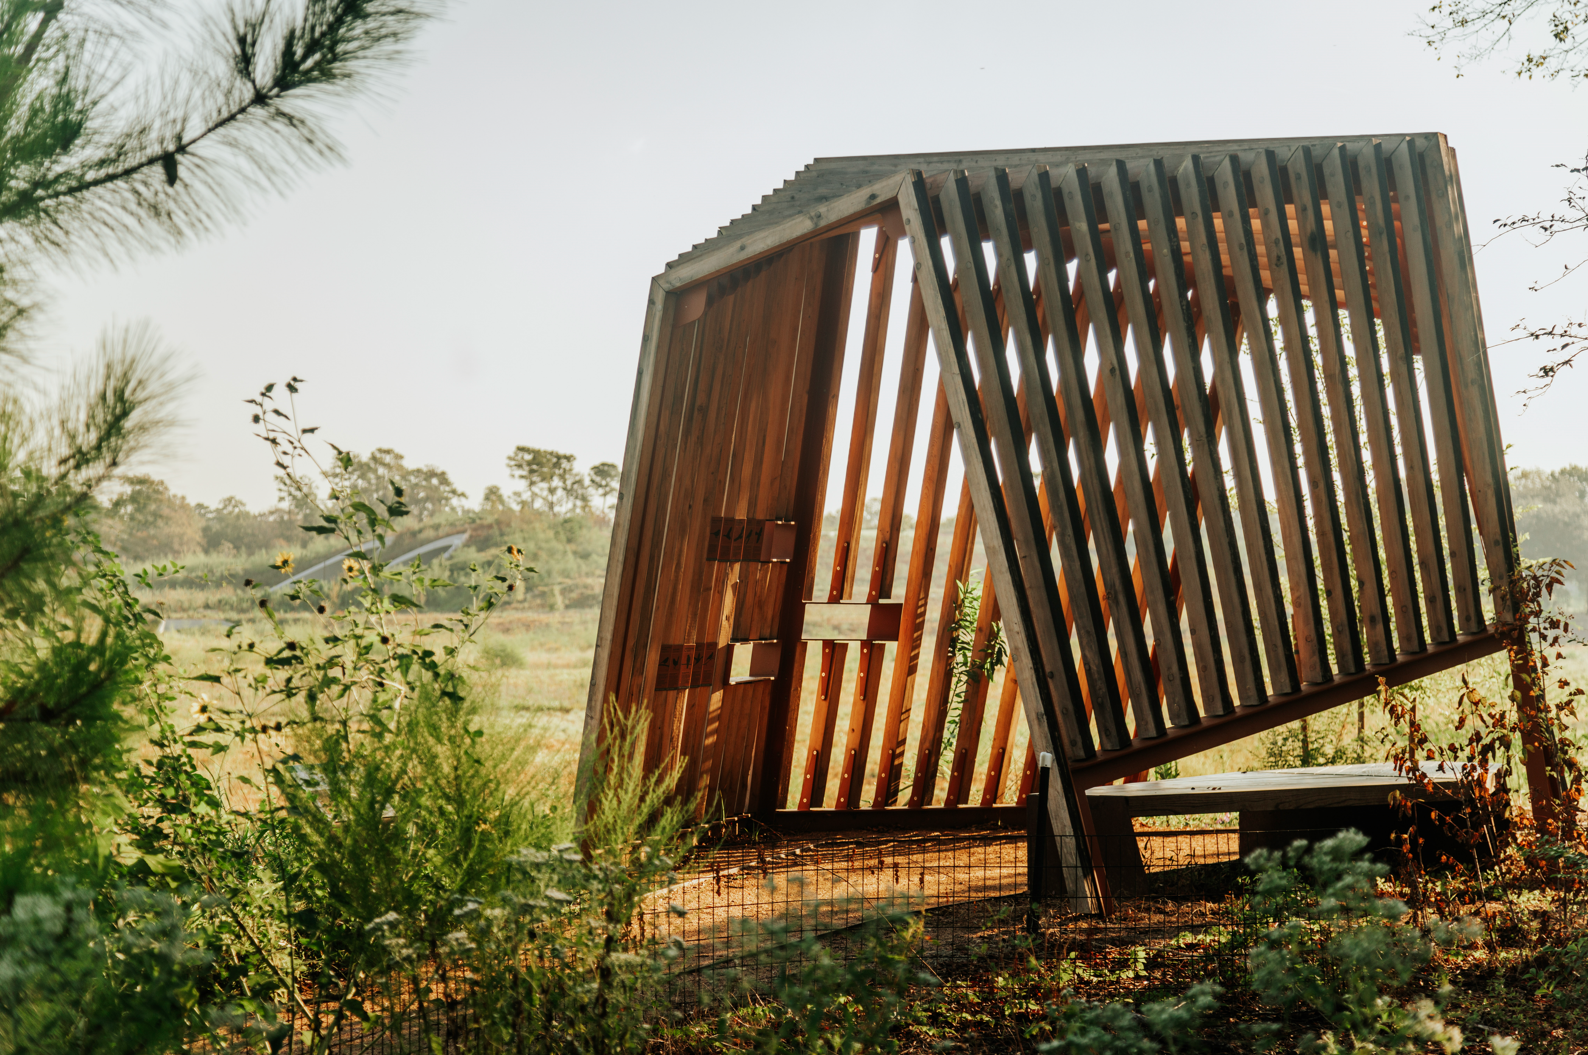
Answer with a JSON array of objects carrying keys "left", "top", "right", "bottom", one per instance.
[{"left": 1027, "top": 752, "right": 1054, "bottom": 934}]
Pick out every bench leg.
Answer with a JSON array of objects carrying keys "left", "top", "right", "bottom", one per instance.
[{"left": 1087, "top": 798, "right": 1147, "bottom": 897}]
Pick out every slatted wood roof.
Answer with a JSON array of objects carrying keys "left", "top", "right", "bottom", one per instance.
[{"left": 588, "top": 133, "right": 1518, "bottom": 910}]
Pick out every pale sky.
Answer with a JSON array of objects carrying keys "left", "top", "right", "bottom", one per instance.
[{"left": 34, "top": 0, "right": 1588, "bottom": 510}]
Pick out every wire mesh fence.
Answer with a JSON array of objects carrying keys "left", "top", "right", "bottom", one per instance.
[
  {"left": 264, "top": 812, "right": 1588, "bottom": 1051},
  {"left": 638, "top": 819, "right": 1264, "bottom": 1006}
]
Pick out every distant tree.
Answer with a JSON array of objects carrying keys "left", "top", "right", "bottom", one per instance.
[
  {"left": 587, "top": 461, "right": 620, "bottom": 513},
  {"left": 1421, "top": 1, "right": 1588, "bottom": 399},
  {"left": 101, "top": 475, "right": 202, "bottom": 561},
  {"left": 1512, "top": 464, "right": 1588, "bottom": 597},
  {"left": 507, "top": 446, "right": 585, "bottom": 514},
  {"left": 281, "top": 447, "right": 465, "bottom": 524},
  {"left": 478, "top": 484, "right": 510, "bottom": 513},
  {"left": 194, "top": 496, "right": 296, "bottom": 558},
  {"left": 276, "top": 470, "right": 322, "bottom": 520}
]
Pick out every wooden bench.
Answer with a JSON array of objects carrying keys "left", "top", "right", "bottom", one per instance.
[{"left": 1082, "top": 763, "right": 1493, "bottom": 892}]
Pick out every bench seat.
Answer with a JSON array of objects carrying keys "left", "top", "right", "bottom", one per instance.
[{"left": 1080, "top": 762, "right": 1493, "bottom": 893}]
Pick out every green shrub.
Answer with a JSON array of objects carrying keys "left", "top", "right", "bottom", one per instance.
[
  {"left": 1245, "top": 830, "right": 1484, "bottom": 1053},
  {"left": 0, "top": 880, "right": 209, "bottom": 1055},
  {"left": 1035, "top": 981, "right": 1221, "bottom": 1055},
  {"left": 349, "top": 706, "right": 692, "bottom": 1055}
]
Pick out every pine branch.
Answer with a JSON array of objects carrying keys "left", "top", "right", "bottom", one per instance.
[
  {"left": 0, "top": 1, "right": 62, "bottom": 116},
  {"left": 0, "top": 0, "right": 435, "bottom": 275}
]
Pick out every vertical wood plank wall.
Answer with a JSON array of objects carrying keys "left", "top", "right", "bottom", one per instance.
[{"left": 583, "top": 133, "right": 1516, "bottom": 822}]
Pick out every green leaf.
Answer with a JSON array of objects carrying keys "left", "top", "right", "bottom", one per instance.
[
  {"left": 300, "top": 524, "right": 337, "bottom": 535},
  {"left": 139, "top": 853, "right": 183, "bottom": 874}
]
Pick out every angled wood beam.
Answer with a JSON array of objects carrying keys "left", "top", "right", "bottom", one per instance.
[{"left": 899, "top": 168, "right": 1097, "bottom": 911}]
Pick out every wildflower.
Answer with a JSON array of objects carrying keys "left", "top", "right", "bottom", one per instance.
[
  {"left": 506, "top": 545, "right": 522, "bottom": 561},
  {"left": 365, "top": 908, "right": 400, "bottom": 934},
  {"left": 271, "top": 551, "right": 294, "bottom": 574},
  {"left": 342, "top": 557, "right": 360, "bottom": 577}
]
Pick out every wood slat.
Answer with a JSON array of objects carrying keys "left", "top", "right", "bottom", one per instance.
[
  {"left": 1250, "top": 150, "right": 1362, "bottom": 676},
  {"left": 1319, "top": 144, "right": 1425, "bottom": 658},
  {"left": 827, "top": 233, "right": 894, "bottom": 603},
  {"left": 1023, "top": 175, "right": 1141, "bottom": 750},
  {"left": 1287, "top": 145, "right": 1394, "bottom": 667},
  {"left": 832, "top": 639, "right": 884, "bottom": 808},
  {"left": 1065, "top": 275, "right": 1184, "bottom": 726},
  {"left": 733, "top": 248, "right": 814, "bottom": 645},
  {"left": 908, "top": 485, "right": 978, "bottom": 807},
  {"left": 692, "top": 261, "right": 780, "bottom": 811},
  {"left": 904, "top": 272, "right": 986, "bottom": 807},
  {"left": 1211, "top": 152, "right": 1329, "bottom": 685},
  {"left": 1419, "top": 139, "right": 1515, "bottom": 623},
  {"left": 648, "top": 276, "right": 752, "bottom": 776},
  {"left": 874, "top": 382, "right": 954, "bottom": 806},
  {"left": 1059, "top": 162, "right": 1188, "bottom": 737},
  {"left": 942, "top": 575, "right": 1001, "bottom": 807},
  {"left": 943, "top": 170, "right": 1094, "bottom": 760},
  {"left": 1137, "top": 159, "right": 1263, "bottom": 712},
  {"left": 799, "top": 642, "right": 849, "bottom": 808},
  {"left": 765, "top": 256, "right": 831, "bottom": 807},
  {"left": 1388, "top": 136, "right": 1484, "bottom": 636},
  {"left": 1101, "top": 159, "right": 1226, "bottom": 723},
  {"left": 980, "top": 666, "right": 1023, "bottom": 806},
  {"left": 830, "top": 233, "right": 900, "bottom": 809},
  {"left": 900, "top": 168, "right": 1095, "bottom": 910},
  {"left": 718, "top": 251, "right": 813, "bottom": 810},
  {"left": 982, "top": 168, "right": 1126, "bottom": 745},
  {"left": 1357, "top": 140, "right": 1453, "bottom": 649},
  {"left": 1176, "top": 156, "right": 1297, "bottom": 695},
  {"left": 868, "top": 277, "right": 932, "bottom": 603},
  {"left": 607, "top": 317, "right": 699, "bottom": 768},
  {"left": 620, "top": 315, "right": 706, "bottom": 771},
  {"left": 757, "top": 233, "right": 860, "bottom": 811}
]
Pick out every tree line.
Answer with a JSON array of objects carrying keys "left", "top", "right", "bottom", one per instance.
[{"left": 99, "top": 445, "right": 620, "bottom": 563}]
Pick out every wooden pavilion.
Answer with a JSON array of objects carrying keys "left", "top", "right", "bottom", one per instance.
[{"left": 580, "top": 134, "right": 1527, "bottom": 910}]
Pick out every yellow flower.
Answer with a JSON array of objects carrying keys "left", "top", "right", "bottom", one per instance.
[
  {"left": 342, "top": 557, "right": 360, "bottom": 577},
  {"left": 271, "top": 551, "right": 295, "bottom": 574},
  {"left": 506, "top": 545, "right": 522, "bottom": 561}
]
